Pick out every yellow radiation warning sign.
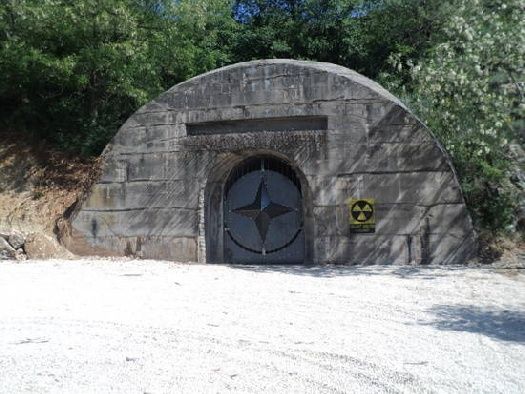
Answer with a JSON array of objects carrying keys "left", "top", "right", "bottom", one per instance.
[{"left": 348, "top": 198, "right": 375, "bottom": 233}]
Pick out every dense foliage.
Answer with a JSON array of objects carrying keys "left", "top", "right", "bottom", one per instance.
[
  {"left": 231, "top": 0, "right": 444, "bottom": 78},
  {"left": 0, "top": 0, "right": 234, "bottom": 154},
  {"left": 383, "top": 0, "right": 524, "bottom": 232},
  {"left": 0, "top": 0, "right": 523, "bottom": 234}
]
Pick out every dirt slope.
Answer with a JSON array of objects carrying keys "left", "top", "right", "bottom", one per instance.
[{"left": 0, "top": 132, "right": 100, "bottom": 237}]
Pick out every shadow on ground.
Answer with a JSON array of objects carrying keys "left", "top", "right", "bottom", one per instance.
[
  {"left": 226, "top": 264, "right": 463, "bottom": 279},
  {"left": 423, "top": 305, "right": 525, "bottom": 343}
]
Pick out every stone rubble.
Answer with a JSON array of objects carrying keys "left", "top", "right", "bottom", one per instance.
[
  {"left": 0, "top": 236, "right": 16, "bottom": 260},
  {"left": 8, "top": 231, "right": 25, "bottom": 250},
  {"left": 24, "top": 233, "right": 73, "bottom": 260},
  {"left": 0, "top": 230, "right": 72, "bottom": 261}
]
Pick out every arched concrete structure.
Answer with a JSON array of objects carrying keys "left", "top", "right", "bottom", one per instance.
[{"left": 63, "top": 59, "right": 476, "bottom": 264}]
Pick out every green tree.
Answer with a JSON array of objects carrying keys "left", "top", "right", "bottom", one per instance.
[
  {"left": 388, "top": 0, "right": 524, "bottom": 232},
  {"left": 0, "top": 0, "right": 234, "bottom": 155},
  {"left": 231, "top": 0, "right": 445, "bottom": 78}
]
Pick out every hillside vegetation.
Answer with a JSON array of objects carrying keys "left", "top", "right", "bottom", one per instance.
[{"left": 0, "top": 0, "right": 523, "bottom": 241}]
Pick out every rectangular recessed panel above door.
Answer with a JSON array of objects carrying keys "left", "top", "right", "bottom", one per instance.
[{"left": 186, "top": 116, "right": 328, "bottom": 136}]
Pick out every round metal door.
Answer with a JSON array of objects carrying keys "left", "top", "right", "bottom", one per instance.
[{"left": 224, "top": 157, "right": 304, "bottom": 264}]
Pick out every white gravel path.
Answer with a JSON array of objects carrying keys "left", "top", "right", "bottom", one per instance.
[{"left": 0, "top": 260, "right": 524, "bottom": 393}]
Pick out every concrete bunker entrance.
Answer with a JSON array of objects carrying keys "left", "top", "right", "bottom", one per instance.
[{"left": 66, "top": 60, "right": 476, "bottom": 264}]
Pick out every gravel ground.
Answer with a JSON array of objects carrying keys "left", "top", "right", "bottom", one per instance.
[{"left": 0, "top": 260, "right": 524, "bottom": 393}]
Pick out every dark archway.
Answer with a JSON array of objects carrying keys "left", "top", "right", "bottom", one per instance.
[{"left": 204, "top": 152, "right": 313, "bottom": 264}]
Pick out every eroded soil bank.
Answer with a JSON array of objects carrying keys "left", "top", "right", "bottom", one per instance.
[{"left": 0, "top": 132, "right": 100, "bottom": 259}]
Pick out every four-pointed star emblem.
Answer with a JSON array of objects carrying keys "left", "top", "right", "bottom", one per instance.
[{"left": 233, "top": 179, "right": 294, "bottom": 242}]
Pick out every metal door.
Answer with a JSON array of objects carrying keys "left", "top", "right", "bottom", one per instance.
[{"left": 224, "top": 157, "right": 304, "bottom": 264}]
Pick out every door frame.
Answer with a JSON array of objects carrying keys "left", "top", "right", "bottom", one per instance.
[{"left": 203, "top": 151, "right": 314, "bottom": 264}]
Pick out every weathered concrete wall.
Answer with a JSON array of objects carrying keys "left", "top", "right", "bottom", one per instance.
[{"left": 64, "top": 59, "right": 476, "bottom": 264}]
